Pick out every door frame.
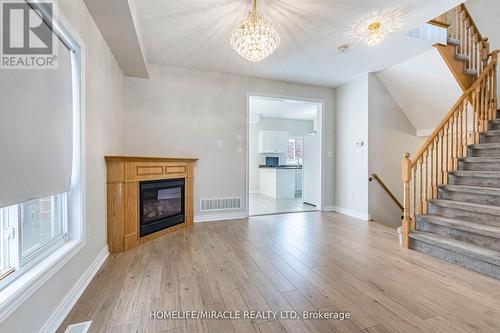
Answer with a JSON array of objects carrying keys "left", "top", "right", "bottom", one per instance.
[{"left": 245, "top": 92, "right": 325, "bottom": 217}]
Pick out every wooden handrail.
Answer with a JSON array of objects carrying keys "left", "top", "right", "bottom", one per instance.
[
  {"left": 438, "top": 4, "right": 491, "bottom": 77},
  {"left": 369, "top": 174, "right": 404, "bottom": 211},
  {"left": 401, "top": 50, "right": 498, "bottom": 248},
  {"left": 460, "top": 4, "right": 484, "bottom": 42},
  {"left": 410, "top": 52, "right": 499, "bottom": 166}
]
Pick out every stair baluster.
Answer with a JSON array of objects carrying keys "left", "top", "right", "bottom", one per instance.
[{"left": 401, "top": 50, "right": 499, "bottom": 248}]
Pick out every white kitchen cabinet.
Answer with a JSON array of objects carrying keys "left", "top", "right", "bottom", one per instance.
[
  {"left": 259, "top": 167, "right": 296, "bottom": 199},
  {"left": 258, "top": 131, "right": 289, "bottom": 153},
  {"left": 295, "top": 169, "right": 302, "bottom": 193}
]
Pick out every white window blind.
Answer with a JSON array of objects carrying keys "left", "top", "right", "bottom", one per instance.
[{"left": 0, "top": 38, "right": 73, "bottom": 208}]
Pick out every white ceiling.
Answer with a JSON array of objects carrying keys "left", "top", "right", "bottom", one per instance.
[
  {"left": 249, "top": 96, "right": 318, "bottom": 120},
  {"left": 133, "top": 0, "right": 462, "bottom": 87}
]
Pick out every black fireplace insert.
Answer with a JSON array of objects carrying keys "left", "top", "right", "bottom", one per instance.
[{"left": 139, "top": 178, "right": 185, "bottom": 237}]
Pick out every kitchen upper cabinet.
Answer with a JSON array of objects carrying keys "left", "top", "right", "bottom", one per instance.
[{"left": 259, "top": 131, "right": 289, "bottom": 153}]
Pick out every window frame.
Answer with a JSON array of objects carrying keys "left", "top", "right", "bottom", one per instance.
[
  {"left": 286, "top": 136, "right": 304, "bottom": 165},
  {"left": 18, "top": 193, "right": 68, "bottom": 268},
  {"left": 0, "top": 0, "right": 86, "bottom": 321},
  {"left": 0, "top": 209, "right": 14, "bottom": 280},
  {"left": 0, "top": 193, "right": 68, "bottom": 285}
]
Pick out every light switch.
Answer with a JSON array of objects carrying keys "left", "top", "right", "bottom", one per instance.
[
  {"left": 355, "top": 140, "right": 364, "bottom": 148},
  {"left": 237, "top": 146, "right": 242, "bottom": 153},
  {"left": 237, "top": 135, "right": 242, "bottom": 142}
]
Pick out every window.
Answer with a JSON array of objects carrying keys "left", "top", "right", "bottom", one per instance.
[
  {"left": 20, "top": 194, "right": 67, "bottom": 263},
  {"left": 0, "top": 193, "right": 67, "bottom": 281},
  {"left": 287, "top": 137, "right": 304, "bottom": 165},
  {"left": 0, "top": 0, "right": 82, "bottom": 293},
  {"left": 0, "top": 210, "right": 12, "bottom": 280}
]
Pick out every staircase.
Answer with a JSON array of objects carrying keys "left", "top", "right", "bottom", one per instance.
[
  {"left": 433, "top": 5, "right": 491, "bottom": 91},
  {"left": 409, "top": 111, "right": 500, "bottom": 279},
  {"left": 401, "top": 4, "right": 500, "bottom": 279}
]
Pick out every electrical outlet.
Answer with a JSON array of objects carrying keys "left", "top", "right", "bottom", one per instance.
[
  {"left": 327, "top": 151, "right": 333, "bottom": 158},
  {"left": 237, "top": 135, "right": 242, "bottom": 142},
  {"left": 348, "top": 192, "right": 353, "bottom": 200},
  {"left": 218, "top": 140, "right": 223, "bottom": 147},
  {"left": 237, "top": 146, "right": 242, "bottom": 153}
]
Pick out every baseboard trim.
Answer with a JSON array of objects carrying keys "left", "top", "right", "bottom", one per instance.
[
  {"left": 0, "top": 239, "right": 87, "bottom": 325},
  {"left": 39, "top": 246, "right": 109, "bottom": 333},
  {"left": 322, "top": 205, "right": 336, "bottom": 212},
  {"left": 327, "top": 206, "right": 370, "bottom": 221},
  {"left": 194, "top": 212, "right": 248, "bottom": 223}
]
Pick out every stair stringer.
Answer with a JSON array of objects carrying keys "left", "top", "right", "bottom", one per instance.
[{"left": 434, "top": 43, "right": 475, "bottom": 91}]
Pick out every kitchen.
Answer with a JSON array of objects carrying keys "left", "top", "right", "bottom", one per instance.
[{"left": 248, "top": 96, "right": 321, "bottom": 216}]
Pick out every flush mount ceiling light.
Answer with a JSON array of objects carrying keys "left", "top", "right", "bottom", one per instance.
[
  {"left": 348, "top": 8, "right": 407, "bottom": 46},
  {"left": 230, "top": 0, "right": 280, "bottom": 62}
]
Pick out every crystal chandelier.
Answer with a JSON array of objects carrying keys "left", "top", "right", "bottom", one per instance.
[{"left": 230, "top": 0, "right": 280, "bottom": 62}]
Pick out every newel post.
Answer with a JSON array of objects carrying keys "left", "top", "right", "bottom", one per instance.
[{"left": 402, "top": 153, "right": 412, "bottom": 249}]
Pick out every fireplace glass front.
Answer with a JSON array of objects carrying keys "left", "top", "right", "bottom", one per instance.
[{"left": 139, "top": 178, "right": 185, "bottom": 237}]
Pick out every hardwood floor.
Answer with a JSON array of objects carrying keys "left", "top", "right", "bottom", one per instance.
[
  {"left": 249, "top": 193, "right": 317, "bottom": 216},
  {"left": 57, "top": 212, "right": 500, "bottom": 333}
]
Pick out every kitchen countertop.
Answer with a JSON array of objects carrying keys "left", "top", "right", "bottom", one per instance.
[{"left": 259, "top": 165, "right": 302, "bottom": 169}]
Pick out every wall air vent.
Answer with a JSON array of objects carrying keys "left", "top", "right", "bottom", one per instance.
[{"left": 200, "top": 198, "right": 241, "bottom": 211}]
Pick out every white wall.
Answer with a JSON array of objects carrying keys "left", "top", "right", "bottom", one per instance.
[
  {"left": 123, "top": 64, "right": 335, "bottom": 218},
  {"left": 377, "top": 48, "right": 463, "bottom": 136},
  {"left": 334, "top": 75, "right": 369, "bottom": 219},
  {"left": 0, "top": 0, "right": 125, "bottom": 332},
  {"left": 368, "top": 74, "right": 424, "bottom": 228},
  {"left": 334, "top": 74, "right": 424, "bottom": 226},
  {"left": 466, "top": 0, "right": 500, "bottom": 98},
  {"left": 249, "top": 117, "right": 314, "bottom": 193}
]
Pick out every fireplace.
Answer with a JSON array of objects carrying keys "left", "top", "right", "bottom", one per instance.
[{"left": 139, "top": 178, "right": 185, "bottom": 237}]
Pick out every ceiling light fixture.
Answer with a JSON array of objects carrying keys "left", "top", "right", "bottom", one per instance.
[
  {"left": 230, "top": 0, "right": 280, "bottom": 62},
  {"left": 348, "top": 9, "right": 406, "bottom": 46},
  {"left": 366, "top": 22, "right": 384, "bottom": 46}
]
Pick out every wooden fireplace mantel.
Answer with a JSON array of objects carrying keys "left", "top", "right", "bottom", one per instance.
[{"left": 105, "top": 156, "right": 197, "bottom": 253}]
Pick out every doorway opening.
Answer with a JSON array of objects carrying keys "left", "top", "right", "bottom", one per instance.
[{"left": 247, "top": 95, "right": 323, "bottom": 216}]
